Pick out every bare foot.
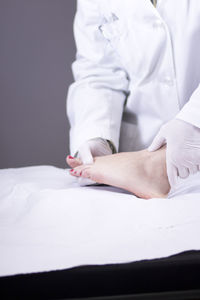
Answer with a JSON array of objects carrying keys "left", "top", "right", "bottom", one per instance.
[{"left": 69, "top": 147, "right": 170, "bottom": 199}]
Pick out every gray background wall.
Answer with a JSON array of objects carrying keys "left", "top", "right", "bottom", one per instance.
[{"left": 0, "top": 0, "right": 76, "bottom": 169}]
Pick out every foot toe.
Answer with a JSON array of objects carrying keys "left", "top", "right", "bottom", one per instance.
[
  {"left": 66, "top": 155, "right": 82, "bottom": 168},
  {"left": 70, "top": 165, "right": 91, "bottom": 178},
  {"left": 82, "top": 168, "right": 92, "bottom": 179},
  {"left": 69, "top": 169, "right": 79, "bottom": 177}
]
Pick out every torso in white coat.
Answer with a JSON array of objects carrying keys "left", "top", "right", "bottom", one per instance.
[{"left": 67, "top": 0, "right": 200, "bottom": 154}]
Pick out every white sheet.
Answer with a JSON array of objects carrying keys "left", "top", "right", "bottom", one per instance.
[{"left": 0, "top": 165, "right": 200, "bottom": 276}]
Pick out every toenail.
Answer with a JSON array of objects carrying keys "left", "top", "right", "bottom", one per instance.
[
  {"left": 74, "top": 171, "right": 77, "bottom": 174},
  {"left": 68, "top": 155, "right": 74, "bottom": 159},
  {"left": 80, "top": 171, "right": 82, "bottom": 176},
  {"left": 70, "top": 169, "right": 74, "bottom": 172}
]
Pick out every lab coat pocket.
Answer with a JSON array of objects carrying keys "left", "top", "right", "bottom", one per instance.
[
  {"left": 99, "top": 16, "right": 126, "bottom": 49},
  {"left": 99, "top": 15, "right": 134, "bottom": 70}
]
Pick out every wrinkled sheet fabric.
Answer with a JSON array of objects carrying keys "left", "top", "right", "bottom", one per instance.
[{"left": 0, "top": 165, "right": 200, "bottom": 276}]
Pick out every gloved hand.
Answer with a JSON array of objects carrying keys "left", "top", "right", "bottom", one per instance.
[
  {"left": 67, "top": 137, "right": 114, "bottom": 186},
  {"left": 148, "top": 119, "right": 200, "bottom": 188}
]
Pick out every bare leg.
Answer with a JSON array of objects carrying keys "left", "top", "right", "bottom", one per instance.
[{"left": 68, "top": 146, "right": 170, "bottom": 199}]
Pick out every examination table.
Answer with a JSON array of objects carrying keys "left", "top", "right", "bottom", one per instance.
[{"left": 0, "top": 166, "right": 200, "bottom": 299}]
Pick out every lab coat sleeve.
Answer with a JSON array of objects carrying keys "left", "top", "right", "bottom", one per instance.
[
  {"left": 176, "top": 83, "right": 200, "bottom": 128},
  {"left": 66, "top": 0, "right": 129, "bottom": 155}
]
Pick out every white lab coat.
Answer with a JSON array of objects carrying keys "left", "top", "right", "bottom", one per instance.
[{"left": 67, "top": 0, "right": 200, "bottom": 155}]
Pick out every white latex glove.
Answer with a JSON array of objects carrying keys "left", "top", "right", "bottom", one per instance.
[
  {"left": 148, "top": 119, "right": 200, "bottom": 188},
  {"left": 75, "top": 137, "right": 114, "bottom": 186}
]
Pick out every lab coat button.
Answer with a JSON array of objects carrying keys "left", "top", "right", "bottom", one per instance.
[
  {"left": 153, "top": 19, "right": 164, "bottom": 28},
  {"left": 162, "top": 76, "right": 174, "bottom": 86}
]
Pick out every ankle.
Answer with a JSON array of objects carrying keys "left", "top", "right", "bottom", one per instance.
[
  {"left": 143, "top": 149, "right": 166, "bottom": 179},
  {"left": 141, "top": 150, "right": 155, "bottom": 178}
]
